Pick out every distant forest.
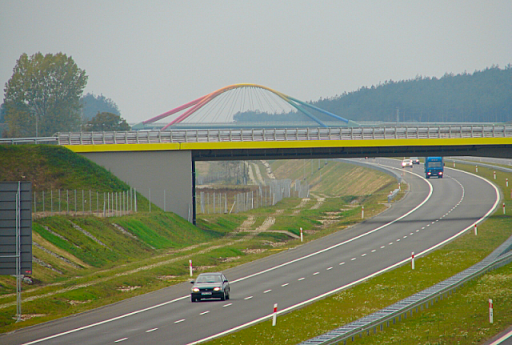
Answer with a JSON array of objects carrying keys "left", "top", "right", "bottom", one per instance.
[{"left": 234, "top": 65, "right": 512, "bottom": 124}]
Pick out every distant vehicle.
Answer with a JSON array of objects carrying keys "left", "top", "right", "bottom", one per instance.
[
  {"left": 424, "top": 157, "right": 444, "bottom": 178},
  {"left": 191, "top": 272, "right": 230, "bottom": 302},
  {"left": 401, "top": 159, "right": 413, "bottom": 168},
  {"left": 410, "top": 157, "right": 420, "bottom": 164}
]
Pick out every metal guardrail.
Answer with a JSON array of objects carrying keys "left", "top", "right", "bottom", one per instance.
[
  {"left": 1, "top": 125, "right": 511, "bottom": 146},
  {"left": 299, "top": 233, "right": 512, "bottom": 345},
  {"left": 53, "top": 125, "right": 512, "bottom": 145},
  {"left": 0, "top": 136, "right": 58, "bottom": 145}
]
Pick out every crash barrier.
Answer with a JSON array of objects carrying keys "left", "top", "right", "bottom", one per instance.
[
  {"left": 54, "top": 125, "right": 512, "bottom": 145},
  {"left": 299, "top": 232, "right": 512, "bottom": 345}
]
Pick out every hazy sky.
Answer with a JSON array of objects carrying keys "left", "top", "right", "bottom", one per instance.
[{"left": 1, "top": 1, "right": 511, "bottom": 124}]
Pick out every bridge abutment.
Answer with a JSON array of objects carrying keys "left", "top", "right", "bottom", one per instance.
[{"left": 81, "top": 150, "right": 194, "bottom": 222}]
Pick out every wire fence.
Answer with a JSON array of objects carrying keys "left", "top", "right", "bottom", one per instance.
[{"left": 32, "top": 188, "right": 137, "bottom": 218}]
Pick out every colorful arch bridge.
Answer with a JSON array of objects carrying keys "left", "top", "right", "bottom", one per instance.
[{"left": 142, "top": 83, "right": 357, "bottom": 130}]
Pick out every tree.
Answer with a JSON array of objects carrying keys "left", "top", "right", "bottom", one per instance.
[
  {"left": 80, "top": 93, "right": 120, "bottom": 122},
  {"left": 83, "top": 112, "right": 130, "bottom": 131},
  {"left": 2, "top": 52, "right": 88, "bottom": 137}
]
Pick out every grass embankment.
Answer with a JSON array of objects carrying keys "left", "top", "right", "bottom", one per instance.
[
  {"left": 0, "top": 148, "right": 398, "bottom": 334},
  {"left": 207, "top": 162, "right": 512, "bottom": 345}
]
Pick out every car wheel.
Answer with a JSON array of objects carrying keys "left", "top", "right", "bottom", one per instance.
[
  {"left": 191, "top": 296, "right": 195, "bottom": 302},
  {"left": 220, "top": 291, "right": 226, "bottom": 301},
  {"left": 226, "top": 290, "right": 230, "bottom": 300}
]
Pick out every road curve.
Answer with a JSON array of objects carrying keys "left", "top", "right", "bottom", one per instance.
[{"left": 2, "top": 158, "right": 499, "bottom": 345}]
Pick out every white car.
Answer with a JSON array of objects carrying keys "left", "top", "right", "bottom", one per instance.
[{"left": 401, "top": 159, "right": 413, "bottom": 168}]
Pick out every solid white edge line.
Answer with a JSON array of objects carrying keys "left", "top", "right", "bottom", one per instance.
[
  {"left": 23, "top": 164, "right": 435, "bottom": 345},
  {"left": 187, "top": 167, "right": 500, "bottom": 345},
  {"left": 487, "top": 329, "right": 512, "bottom": 345}
]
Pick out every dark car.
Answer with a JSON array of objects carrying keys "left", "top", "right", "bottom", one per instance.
[
  {"left": 410, "top": 157, "right": 420, "bottom": 164},
  {"left": 191, "top": 272, "right": 230, "bottom": 302}
]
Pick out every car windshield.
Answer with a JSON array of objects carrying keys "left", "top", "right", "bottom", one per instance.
[{"left": 197, "top": 275, "right": 221, "bottom": 283}]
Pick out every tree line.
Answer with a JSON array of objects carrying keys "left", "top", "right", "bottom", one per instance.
[
  {"left": 235, "top": 65, "right": 512, "bottom": 124},
  {"left": 1, "top": 53, "right": 129, "bottom": 138}
]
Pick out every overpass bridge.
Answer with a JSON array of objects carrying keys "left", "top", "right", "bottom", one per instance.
[
  {"left": 56, "top": 124, "right": 512, "bottom": 224},
  {"left": 4, "top": 84, "right": 512, "bottom": 223}
]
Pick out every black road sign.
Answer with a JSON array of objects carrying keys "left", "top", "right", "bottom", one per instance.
[{"left": 0, "top": 182, "right": 32, "bottom": 275}]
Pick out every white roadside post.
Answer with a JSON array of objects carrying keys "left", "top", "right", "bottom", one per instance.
[
  {"left": 411, "top": 252, "right": 415, "bottom": 270},
  {"left": 503, "top": 203, "right": 506, "bottom": 215},
  {"left": 272, "top": 303, "right": 278, "bottom": 326},
  {"left": 300, "top": 227, "right": 303, "bottom": 242},
  {"left": 494, "top": 171, "right": 496, "bottom": 180},
  {"left": 476, "top": 165, "right": 478, "bottom": 173},
  {"left": 189, "top": 260, "right": 193, "bottom": 277},
  {"left": 507, "top": 178, "right": 509, "bottom": 187},
  {"left": 362, "top": 206, "right": 364, "bottom": 219},
  {"left": 489, "top": 299, "right": 494, "bottom": 324},
  {"left": 474, "top": 224, "right": 478, "bottom": 236}
]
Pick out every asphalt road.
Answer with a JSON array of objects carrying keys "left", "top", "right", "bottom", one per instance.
[{"left": 2, "top": 158, "right": 499, "bottom": 345}]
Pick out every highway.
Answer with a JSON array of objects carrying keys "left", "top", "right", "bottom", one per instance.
[{"left": 2, "top": 158, "right": 499, "bottom": 345}]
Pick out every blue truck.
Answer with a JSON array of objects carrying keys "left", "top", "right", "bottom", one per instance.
[{"left": 424, "top": 157, "right": 444, "bottom": 178}]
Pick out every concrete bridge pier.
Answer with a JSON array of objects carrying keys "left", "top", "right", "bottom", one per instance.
[{"left": 81, "top": 150, "right": 194, "bottom": 222}]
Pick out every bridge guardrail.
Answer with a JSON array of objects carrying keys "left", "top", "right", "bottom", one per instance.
[{"left": 54, "top": 125, "right": 512, "bottom": 145}]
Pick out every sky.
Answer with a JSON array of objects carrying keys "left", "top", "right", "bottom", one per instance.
[{"left": 1, "top": 1, "right": 511, "bottom": 124}]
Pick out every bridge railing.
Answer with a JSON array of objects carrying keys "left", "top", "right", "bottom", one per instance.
[{"left": 48, "top": 125, "right": 512, "bottom": 145}]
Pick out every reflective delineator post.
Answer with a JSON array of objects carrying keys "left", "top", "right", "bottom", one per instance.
[
  {"left": 503, "top": 203, "right": 506, "bottom": 215},
  {"left": 489, "top": 299, "right": 494, "bottom": 324},
  {"left": 189, "top": 259, "right": 193, "bottom": 277},
  {"left": 474, "top": 224, "right": 478, "bottom": 236},
  {"left": 272, "top": 303, "right": 278, "bottom": 326},
  {"left": 411, "top": 252, "right": 415, "bottom": 270},
  {"left": 476, "top": 165, "right": 478, "bottom": 172},
  {"left": 494, "top": 171, "right": 496, "bottom": 180},
  {"left": 300, "top": 227, "right": 303, "bottom": 242},
  {"left": 507, "top": 178, "right": 509, "bottom": 187},
  {"left": 362, "top": 206, "right": 364, "bottom": 219}
]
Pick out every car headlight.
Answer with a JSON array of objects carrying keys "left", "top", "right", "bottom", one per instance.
[
  {"left": 192, "top": 287, "right": 199, "bottom": 292},
  {"left": 213, "top": 287, "right": 221, "bottom": 291}
]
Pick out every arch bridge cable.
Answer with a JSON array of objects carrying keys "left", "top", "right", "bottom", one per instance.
[{"left": 142, "top": 83, "right": 352, "bottom": 129}]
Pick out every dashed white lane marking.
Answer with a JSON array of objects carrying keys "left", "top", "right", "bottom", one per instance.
[
  {"left": 410, "top": 233, "right": 414, "bottom": 235},
  {"left": 281, "top": 283, "right": 289, "bottom": 287},
  {"left": 223, "top": 303, "right": 232, "bottom": 308},
  {"left": 396, "top": 239, "right": 401, "bottom": 242},
  {"left": 416, "top": 229, "right": 419, "bottom": 232},
  {"left": 174, "top": 319, "right": 185, "bottom": 324},
  {"left": 403, "top": 235, "right": 407, "bottom": 238},
  {"left": 244, "top": 296, "right": 253, "bottom": 300},
  {"left": 200, "top": 311, "right": 209, "bottom": 315},
  {"left": 426, "top": 224, "right": 430, "bottom": 227},
  {"left": 389, "top": 242, "right": 393, "bottom": 245},
  {"left": 327, "top": 267, "right": 333, "bottom": 270},
  {"left": 380, "top": 245, "right": 385, "bottom": 248},
  {"left": 313, "top": 272, "right": 320, "bottom": 275},
  {"left": 351, "top": 258, "right": 356, "bottom": 261},
  {"left": 146, "top": 328, "right": 158, "bottom": 333},
  {"left": 263, "top": 289, "right": 272, "bottom": 293},
  {"left": 371, "top": 249, "right": 376, "bottom": 253},
  {"left": 339, "top": 262, "right": 345, "bottom": 265},
  {"left": 422, "top": 227, "right": 425, "bottom": 229},
  {"left": 115, "top": 338, "right": 128, "bottom": 343},
  {"left": 361, "top": 253, "right": 367, "bottom": 257},
  {"left": 298, "top": 277, "right": 305, "bottom": 281}
]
